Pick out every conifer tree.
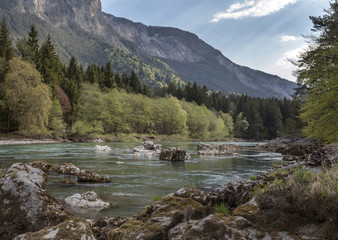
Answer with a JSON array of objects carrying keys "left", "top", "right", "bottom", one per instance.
[
  {"left": 0, "top": 17, "right": 13, "bottom": 61},
  {"left": 27, "top": 24, "right": 40, "bottom": 67},
  {"left": 39, "top": 35, "right": 61, "bottom": 87},
  {"left": 129, "top": 70, "right": 142, "bottom": 93},
  {"left": 295, "top": 1, "right": 338, "bottom": 143},
  {"left": 0, "top": 17, "right": 13, "bottom": 83},
  {"left": 102, "top": 61, "right": 116, "bottom": 89}
]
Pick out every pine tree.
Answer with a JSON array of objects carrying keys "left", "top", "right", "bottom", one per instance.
[
  {"left": 102, "top": 61, "right": 116, "bottom": 89},
  {"left": 39, "top": 35, "right": 61, "bottom": 87},
  {"left": 0, "top": 17, "right": 13, "bottom": 83},
  {"left": 295, "top": 1, "right": 338, "bottom": 143},
  {"left": 129, "top": 70, "right": 142, "bottom": 93},
  {"left": 0, "top": 17, "right": 13, "bottom": 61},
  {"left": 27, "top": 24, "right": 40, "bottom": 67}
]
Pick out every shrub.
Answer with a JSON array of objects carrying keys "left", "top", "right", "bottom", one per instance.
[
  {"left": 0, "top": 165, "right": 7, "bottom": 178},
  {"left": 256, "top": 165, "right": 338, "bottom": 225},
  {"left": 152, "top": 195, "right": 161, "bottom": 202},
  {"left": 214, "top": 203, "right": 231, "bottom": 216}
]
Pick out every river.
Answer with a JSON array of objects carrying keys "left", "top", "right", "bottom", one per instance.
[{"left": 0, "top": 141, "right": 281, "bottom": 219}]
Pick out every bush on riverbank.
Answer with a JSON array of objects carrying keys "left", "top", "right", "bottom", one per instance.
[{"left": 256, "top": 165, "right": 338, "bottom": 235}]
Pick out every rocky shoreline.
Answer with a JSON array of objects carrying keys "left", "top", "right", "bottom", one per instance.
[{"left": 0, "top": 138, "right": 337, "bottom": 239}]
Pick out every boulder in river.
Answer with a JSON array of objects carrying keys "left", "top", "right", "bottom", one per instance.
[
  {"left": 0, "top": 163, "right": 72, "bottom": 239},
  {"left": 58, "top": 162, "right": 112, "bottom": 183},
  {"left": 159, "top": 147, "right": 187, "bottom": 161},
  {"left": 197, "top": 142, "right": 240, "bottom": 156},
  {"left": 134, "top": 141, "right": 162, "bottom": 155},
  {"left": 64, "top": 191, "right": 111, "bottom": 209},
  {"left": 95, "top": 145, "right": 112, "bottom": 152}
]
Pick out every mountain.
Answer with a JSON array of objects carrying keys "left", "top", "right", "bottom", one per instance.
[{"left": 0, "top": 0, "right": 297, "bottom": 98}]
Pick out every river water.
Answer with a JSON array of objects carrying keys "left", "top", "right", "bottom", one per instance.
[{"left": 0, "top": 141, "right": 282, "bottom": 219}]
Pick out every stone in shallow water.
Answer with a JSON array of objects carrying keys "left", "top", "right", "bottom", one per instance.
[
  {"left": 95, "top": 145, "right": 112, "bottom": 152},
  {"left": 65, "top": 191, "right": 111, "bottom": 209}
]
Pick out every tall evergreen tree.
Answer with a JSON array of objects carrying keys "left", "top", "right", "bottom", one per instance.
[
  {"left": 0, "top": 17, "right": 13, "bottom": 83},
  {"left": 0, "top": 17, "right": 13, "bottom": 61},
  {"left": 27, "top": 24, "right": 40, "bottom": 67},
  {"left": 129, "top": 70, "right": 142, "bottom": 93},
  {"left": 295, "top": 1, "right": 338, "bottom": 143},
  {"left": 39, "top": 35, "right": 61, "bottom": 87},
  {"left": 102, "top": 61, "right": 116, "bottom": 89}
]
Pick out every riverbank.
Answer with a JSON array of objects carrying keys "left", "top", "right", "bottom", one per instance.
[{"left": 0, "top": 132, "right": 238, "bottom": 145}]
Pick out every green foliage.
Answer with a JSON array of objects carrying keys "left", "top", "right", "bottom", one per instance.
[
  {"left": 48, "top": 98, "right": 66, "bottom": 138},
  {"left": 249, "top": 176, "right": 257, "bottom": 181},
  {"left": 4, "top": 58, "right": 52, "bottom": 135},
  {"left": 214, "top": 203, "right": 231, "bottom": 216},
  {"left": 295, "top": 2, "right": 338, "bottom": 143},
  {"left": 152, "top": 195, "right": 161, "bottom": 202},
  {"left": 0, "top": 165, "right": 6, "bottom": 179}
]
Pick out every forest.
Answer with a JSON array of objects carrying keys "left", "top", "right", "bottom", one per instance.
[{"left": 0, "top": 9, "right": 336, "bottom": 143}]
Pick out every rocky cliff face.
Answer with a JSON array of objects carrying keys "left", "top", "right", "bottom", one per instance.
[{"left": 0, "top": 0, "right": 297, "bottom": 98}]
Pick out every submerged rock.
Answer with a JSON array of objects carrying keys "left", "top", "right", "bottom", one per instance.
[
  {"left": 65, "top": 191, "right": 111, "bottom": 209},
  {"left": 0, "top": 163, "right": 72, "bottom": 239},
  {"left": 159, "top": 147, "right": 188, "bottom": 161},
  {"left": 197, "top": 143, "right": 240, "bottom": 156},
  {"left": 58, "top": 162, "right": 112, "bottom": 183},
  {"left": 95, "top": 145, "right": 112, "bottom": 152},
  {"left": 13, "top": 218, "right": 95, "bottom": 240}
]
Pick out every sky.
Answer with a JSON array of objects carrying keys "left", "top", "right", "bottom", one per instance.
[{"left": 100, "top": 0, "right": 331, "bottom": 82}]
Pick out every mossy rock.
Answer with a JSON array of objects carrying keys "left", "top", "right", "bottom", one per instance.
[
  {"left": 13, "top": 218, "right": 95, "bottom": 240},
  {"left": 232, "top": 198, "right": 259, "bottom": 221}
]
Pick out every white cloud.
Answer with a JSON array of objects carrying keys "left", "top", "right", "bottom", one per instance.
[
  {"left": 280, "top": 35, "right": 299, "bottom": 43},
  {"left": 211, "top": 0, "right": 299, "bottom": 22},
  {"left": 276, "top": 44, "right": 307, "bottom": 69}
]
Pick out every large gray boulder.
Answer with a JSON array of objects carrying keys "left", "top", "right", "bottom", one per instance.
[{"left": 0, "top": 163, "right": 72, "bottom": 239}]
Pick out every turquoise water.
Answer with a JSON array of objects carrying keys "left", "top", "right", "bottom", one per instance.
[{"left": 0, "top": 141, "right": 282, "bottom": 219}]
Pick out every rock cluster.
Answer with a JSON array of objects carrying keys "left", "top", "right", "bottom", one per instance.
[
  {"left": 257, "top": 137, "right": 320, "bottom": 156},
  {"left": 134, "top": 141, "right": 162, "bottom": 155},
  {"left": 26, "top": 161, "right": 112, "bottom": 184},
  {"left": 58, "top": 162, "right": 112, "bottom": 183},
  {"left": 64, "top": 191, "right": 111, "bottom": 209},
  {"left": 197, "top": 142, "right": 240, "bottom": 156},
  {"left": 159, "top": 147, "right": 188, "bottom": 161}
]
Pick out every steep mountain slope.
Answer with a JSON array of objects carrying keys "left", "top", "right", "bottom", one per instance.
[{"left": 0, "top": 0, "right": 297, "bottom": 98}]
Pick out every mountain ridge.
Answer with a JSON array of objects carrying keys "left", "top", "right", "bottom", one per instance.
[{"left": 0, "top": 0, "right": 297, "bottom": 98}]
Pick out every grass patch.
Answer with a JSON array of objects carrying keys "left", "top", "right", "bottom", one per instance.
[
  {"left": 214, "top": 203, "right": 231, "bottom": 216},
  {"left": 256, "top": 165, "right": 338, "bottom": 238},
  {"left": 0, "top": 165, "right": 7, "bottom": 178},
  {"left": 152, "top": 195, "right": 161, "bottom": 202},
  {"left": 249, "top": 175, "right": 257, "bottom": 180}
]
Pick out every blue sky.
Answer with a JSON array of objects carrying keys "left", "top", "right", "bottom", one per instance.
[{"left": 101, "top": 0, "right": 330, "bottom": 82}]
